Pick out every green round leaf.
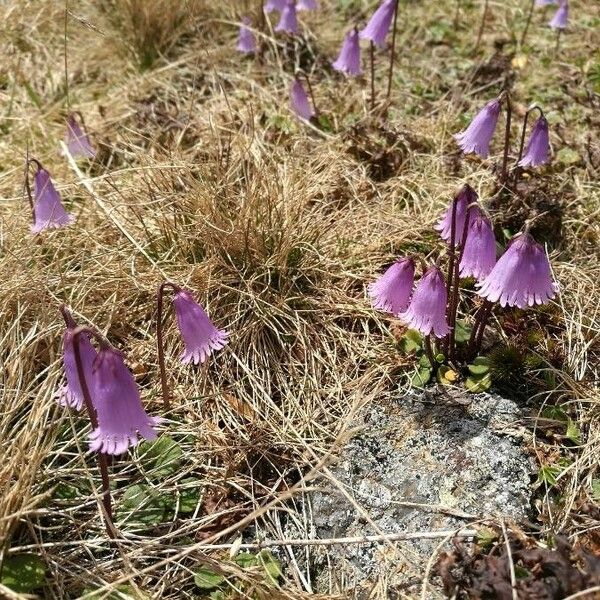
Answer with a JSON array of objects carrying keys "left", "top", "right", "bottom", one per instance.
[
  {"left": 139, "top": 436, "right": 183, "bottom": 479},
  {"left": 1, "top": 554, "right": 46, "bottom": 593},
  {"left": 194, "top": 567, "right": 225, "bottom": 590},
  {"left": 257, "top": 550, "right": 282, "bottom": 584},
  {"left": 118, "top": 484, "right": 170, "bottom": 527}
]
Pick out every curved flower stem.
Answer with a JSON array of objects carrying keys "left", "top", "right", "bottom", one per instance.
[
  {"left": 156, "top": 282, "right": 181, "bottom": 411},
  {"left": 475, "top": 0, "right": 489, "bottom": 51},
  {"left": 369, "top": 41, "right": 375, "bottom": 111},
  {"left": 500, "top": 95, "right": 512, "bottom": 185},
  {"left": 448, "top": 207, "right": 472, "bottom": 362},
  {"left": 297, "top": 71, "right": 318, "bottom": 117},
  {"left": 70, "top": 322, "right": 116, "bottom": 539},
  {"left": 516, "top": 106, "right": 544, "bottom": 165},
  {"left": 520, "top": 0, "right": 535, "bottom": 48},
  {"left": 24, "top": 156, "right": 43, "bottom": 222},
  {"left": 386, "top": 0, "right": 400, "bottom": 100}
]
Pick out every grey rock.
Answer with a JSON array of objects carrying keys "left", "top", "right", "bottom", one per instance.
[{"left": 289, "top": 387, "right": 534, "bottom": 595}]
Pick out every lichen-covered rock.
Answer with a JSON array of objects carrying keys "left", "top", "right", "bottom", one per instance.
[{"left": 291, "top": 387, "right": 534, "bottom": 595}]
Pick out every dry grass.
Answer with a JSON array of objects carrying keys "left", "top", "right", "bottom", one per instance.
[{"left": 1, "top": 0, "right": 599, "bottom": 597}]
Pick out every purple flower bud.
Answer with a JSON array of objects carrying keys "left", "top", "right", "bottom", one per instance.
[
  {"left": 332, "top": 28, "right": 362, "bottom": 76},
  {"left": 368, "top": 257, "right": 415, "bottom": 315},
  {"left": 57, "top": 319, "right": 98, "bottom": 410},
  {"left": 400, "top": 266, "right": 450, "bottom": 338},
  {"left": 459, "top": 207, "right": 497, "bottom": 282},
  {"left": 89, "top": 347, "right": 161, "bottom": 455},
  {"left": 536, "top": 0, "right": 557, "bottom": 5},
  {"left": 477, "top": 232, "right": 558, "bottom": 308},
  {"left": 297, "top": 0, "right": 318, "bottom": 9},
  {"left": 549, "top": 1, "right": 568, "bottom": 29},
  {"left": 359, "top": 0, "right": 397, "bottom": 48},
  {"left": 275, "top": 0, "right": 299, "bottom": 35},
  {"left": 435, "top": 184, "right": 479, "bottom": 243},
  {"left": 65, "top": 114, "right": 96, "bottom": 159},
  {"left": 518, "top": 116, "right": 551, "bottom": 168},
  {"left": 237, "top": 16, "right": 257, "bottom": 54},
  {"left": 289, "top": 77, "right": 315, "bottom": 121},
  {"left": 264, "top": 0, "right": 286, "bottom": 13},
  {"left": 31, "top": 166, "right": 74, "bottom": 234},
  {"left": 454, "top": 99, "right": 502, "bottom": 159},
  {"left": 173, "top": 290, "right": 229, "bottom": 365}
]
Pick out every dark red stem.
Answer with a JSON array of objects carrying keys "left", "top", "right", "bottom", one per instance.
[
  {"left": 70, "top": 322, "right": 116, "bottom": 538},
  {"left": 448, "top": 206, "right": 472, "bottom": 362},
  {"left": 156, "top": 282, "right": 181, "bottom": 411},
  {"left": 520, "top": 0, "right": 535, "bottom": 47},
  {"left": 386, "top": 0, "right": 399, "bottom": 100},
  {"left": 444, "top": 196, "right": 459, "bottom": 357},
  {"left": 475, "top": 0, "right": 489, "bottom": 51},
  {"left": 500, "top": 95, "right": 512, "bottom": 185},
  {"left": 370, "top": 41, "right": 375, "bottom": 111},
  {"left": 467, "top": 299, "right": 493, "bottom": 358}
]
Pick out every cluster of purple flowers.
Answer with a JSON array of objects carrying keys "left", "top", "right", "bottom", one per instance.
[
  {"left": 369, "top": 183, "right": 558, "bottom": 356},
  {"left": 454, "top": 94, "right": 551, "bottom": 170},
  {"left": 237, "top": 0, "right": 319, "bottom": 53},
  {"left": 236, "top": 0, "right": 401, "bottom": 122},
  {"left": 58, "top": 285, "right": 228, "bottom": 456}
]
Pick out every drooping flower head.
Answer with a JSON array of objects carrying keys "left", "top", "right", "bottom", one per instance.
[
  {"left": 454, "top": 98, "right": 502, "bottom": 159},
  {"left": 297, "top": 0, "right": 318, "bottom": 9},
  {"left": 519, "top": 115, "right": 551, "bottom": 168},
  {"left": 368, "top": 257, "right": 415, "bottom": 316},
  {"left": 65, "top": 114, "right": 96, "bottom": 159},
  {"left": 435, "top": 183, "right": 479, "bottom": 243},
  {"left": 332, "top": 27, "right": 362, "bottom": 76},
  {"left": 264, "top": 0, "right": 286, "bottom": 12},
  {"left": 477, "top": 232, "right": 558, "bottom": 308},
  {"left": 359, "top": 0, "right": 397, "bottom": 48},
  {"left": 275, "top": 0, "right": 299, "bottom": 34},
  {"left": 289, "top": 77, "right": 315, "bottom": 121},
  {"left": 549, "top": 1, "right": 568, "bottom": 29},
  {"left": 173, "top": 289, "right": 229, "bottom": 365},
  {"left": 400, "top": 266, "right": 450, "bottom": 338},
  {"left": 31, "top": 165, "right": 74, "bottom": 234},
  {"left": 89, "top": 347, "right": 161, "bottom": 455},
  {"left": 57, "top": 308, "right": 98, "bottom": 410},
  {"left": 237, "top": 16, "right": 257, "bottom": 54},
  {"left": 459, "top": 206, "right": 497, "bottom": 282}
]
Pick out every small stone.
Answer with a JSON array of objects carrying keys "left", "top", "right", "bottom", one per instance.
[{"left": 290, "top": 387, "right": 534, "bottom": 594}]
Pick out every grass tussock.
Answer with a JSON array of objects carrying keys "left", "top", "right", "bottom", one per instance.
[{"left": 1, "top": 0, "right": 599, "bottom": 597}]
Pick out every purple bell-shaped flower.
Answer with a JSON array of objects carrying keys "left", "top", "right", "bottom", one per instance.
[
  {"left": 173, "top": 289, "right": 229, "bottom": 365},
  {"left": 237, "top": 16, "right": 257, "bottom": 54},
  {"left": 275, "top": 0, "right": 299, "bottom": 34},
  {"left": 518, "top": 115, "right": 551, "bottom": 168},
  {"left": 454, "top": 98, "right": 502, "bottom": 159},
  {"left": 30, "top": 165, "right": 74, "bottom": 234},
  {"left": 332, "top": 27, "right": 362, "bottom": 76},
  {"left": 400, "top": 266, "right": 450, "bottom": 338},
  {"left": 359, "top": 0, "right": 397, "bottom": 48},
  {"left": 89, "top": 347, "right": 161, "bottom": 455},
  {"left": 477, "top": 232, "right": 558, "bottom": 308},
  {"left": 368, "top": 257, "right": 415, "bottom": 315}
]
